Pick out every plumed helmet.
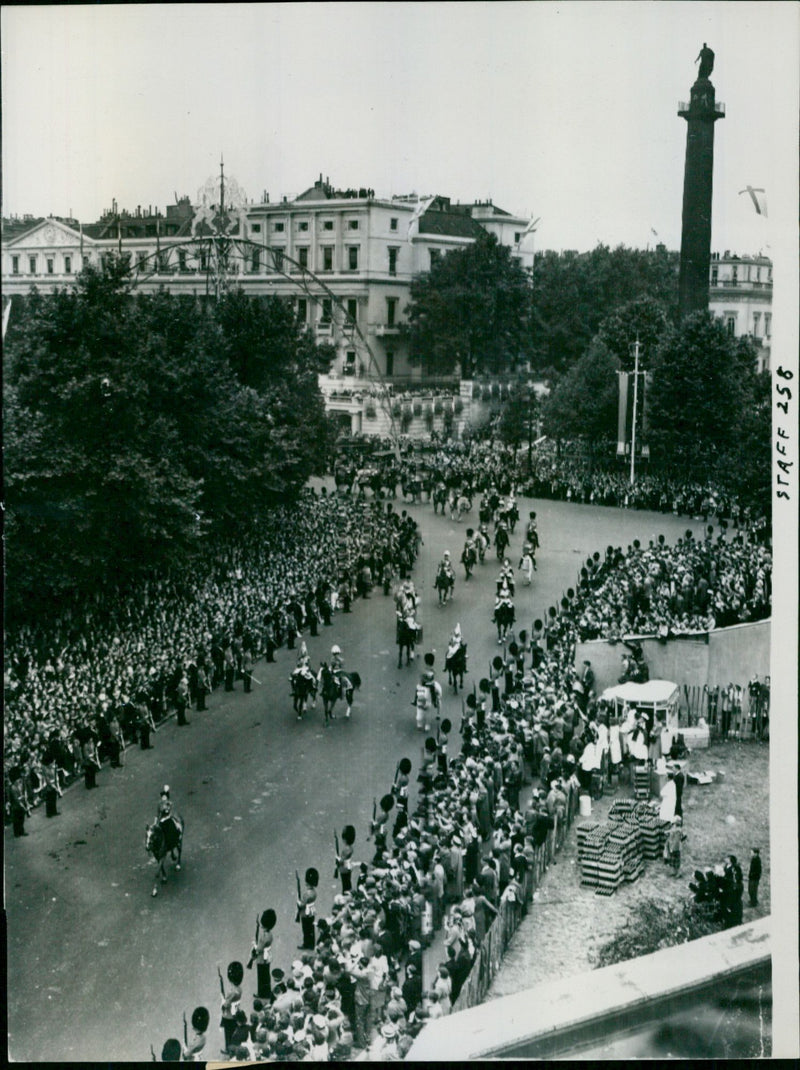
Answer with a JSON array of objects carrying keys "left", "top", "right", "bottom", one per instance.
[
  {"left": 331, "top": 645, "right": 341, "bottom": 655},
  {"left": 191, "top": 1006, "right": 210, "bottom": 1032},
  {"left": 398, "top": 757, "right": 412, "bottom": 775},
  {"left": 227, "top": 961, "right": 244, "bottom": 985},
  {"left": 443, "top": 550, "right": 450, "bottom": 557},
  {"left": 260, "top": 909, "right": 277, "bottom": 930},
  {"left": 161, "top": 785, "right": 170, "bottom": 797},
  {"left": 305, "top": 867, "right": 320, "bottom": 887},
  {"left": 342, "top": 825, "right": 356, "bottom": 845}
]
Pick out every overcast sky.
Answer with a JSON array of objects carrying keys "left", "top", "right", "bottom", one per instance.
[{"left": 1, "top": 2, "right": 796, "bottom": 255}]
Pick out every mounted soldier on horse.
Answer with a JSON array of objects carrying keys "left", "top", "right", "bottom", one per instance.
[
  {"left": 444, "top": 624, "right": 469, "bottom": 692},
  {"left": 146, "top": 785, "right": 184, "bottom": 897},
  {"left": 434, "top": 552, "right": 456, "bottom": 605}
]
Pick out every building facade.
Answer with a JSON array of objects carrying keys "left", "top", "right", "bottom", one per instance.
[
  {"left": 2, "top": 175, "right": 535, "bottom": 382},
  {"left": 708, "top": 251, "right": 772, "bottom": 373}
]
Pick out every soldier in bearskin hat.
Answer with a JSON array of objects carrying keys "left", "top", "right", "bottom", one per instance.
[
  {"left": 182, "top": 1006, "right": 209, "bottom": 1062},
  {"left": 218, "top": 960, "right": 243, "bottom": 1053},
  {"left": 338, "top": 825, "right": 356, "bottom": 894},
  {"left": 297, "top": 867, "right": 319, "bottom": 950},
  {"left": 248, "top": 909, "right": 277, "bottom": 1000}
]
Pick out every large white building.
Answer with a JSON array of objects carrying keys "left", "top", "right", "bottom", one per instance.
[
  {"left": 708, "top": 251, "right": 772, "bottom": 373},
  {"left": 2, "top": 174, "right": 535, "bottom": 383}
]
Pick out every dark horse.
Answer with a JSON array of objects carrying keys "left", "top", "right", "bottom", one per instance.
[
  {"left": 145, "top": 815, "right": 184, "bottom": 897},
  {"left": 493, "top": 599, "right": 516, "bottom": 644},
  {"left": 434, "top": 564, "right": 455, "bottom": 605},
  {"left": 445, "top": 641, "right": 468, "bottom": 692},
  {"left": 461, "top": 540, "right": 477, "bottom": 579},
  {"left": 319, "top": 663, "right": 361, "bottom": 723},
  {"left": 432, "top": 481, "right": 448, "bottom": 515},
  {"left": 396, "top": 614, "right": 421, "bottom": 668},
  {"left": 290, "top": 667, "right": 318, "bottom": 719}
]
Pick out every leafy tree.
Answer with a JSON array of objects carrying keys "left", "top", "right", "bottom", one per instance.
[
  {"left": 531, "top": 244, "right": 679, "bottom": 378},
  {"left": 597, "top": 295, "right": 671, "bottom": 371},
  {"left": 647, "top": 311, "right": 759, "bottom": 477},
  {"left": 542, "top": 339, "right": 620, "bottom": 456},
  {"left": 3, "top": 257, "right": 334, "bottom": 616},
  {"left": 404, "top": 232, "right": 533, "bottom": 377}
]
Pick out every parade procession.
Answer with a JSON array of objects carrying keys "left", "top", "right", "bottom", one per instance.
[{"left": 4, "top": 3, "right": 795, "bottom": 1063}]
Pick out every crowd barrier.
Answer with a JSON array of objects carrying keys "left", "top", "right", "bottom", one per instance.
[{"left": 450, "top": 783, "right": 580, "bottom": 1014}]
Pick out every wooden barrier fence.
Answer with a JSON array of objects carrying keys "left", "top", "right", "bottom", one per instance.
[{"left": 450, "top": 785, "right": 579, "bottom": 1014}]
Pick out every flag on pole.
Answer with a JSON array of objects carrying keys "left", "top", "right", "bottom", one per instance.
[
  {"left": 617, "top": 371, "right": 630, "bottom": 457},
  {"left": 407, "top": 195, "right": 435, "bottom": 239},
  {"left": 738, "top": 186, "right": 768, "bottom": 217}
]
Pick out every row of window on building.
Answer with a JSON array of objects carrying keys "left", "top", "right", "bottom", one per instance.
[
  {"left": 11, "top": 245, "right": 415, "bottom": 276},
  {"left": 725, "top": 311, "right": 771, "bottom": 339},
  {"left": 711, "top": 263, "right": 772, "bottom": 286}
]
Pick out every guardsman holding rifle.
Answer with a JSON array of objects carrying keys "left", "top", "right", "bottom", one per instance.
[
  {"left": 182, "top": 1006, "right": 209, "bottom": 1062},
  {"left": 218, "top": 960, "right": 243, "bottom": 1054},
  {"left": 296, "top": 867, "right": 319, "bottom": 950},
  {"left": 247, "top": 908, "right": 277, "bottom": 1000}
]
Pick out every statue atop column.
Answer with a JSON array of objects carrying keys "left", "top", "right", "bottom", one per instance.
[{"left": 695, "top": 42, "right": 714, "bottom": 80}]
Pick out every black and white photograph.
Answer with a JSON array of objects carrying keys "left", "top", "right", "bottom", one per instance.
[{"left": 2, "top": 2, "right": 798, "bottom": 1062}]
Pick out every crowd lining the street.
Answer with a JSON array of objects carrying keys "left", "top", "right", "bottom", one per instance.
[{"left": 5, "top": 439, "right": 771, "bottom": 1061}]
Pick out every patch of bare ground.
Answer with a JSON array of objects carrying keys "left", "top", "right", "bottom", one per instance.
[{"left": 487, "top": 739, "right": 770, "bottom": 998}]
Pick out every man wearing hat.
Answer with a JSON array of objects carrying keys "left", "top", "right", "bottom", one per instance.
[
  {"left": 250, "top": 909, "right": 277, "bottom": 1000},
  {"left": 182, "top": 1006, "right": 209, "bottom": 1061},
  {"left": 337, "top": 825, "right": 356, "bottom": 894},
  {"left": 297, "top": 867, "right": 319, "bottom": 950}
]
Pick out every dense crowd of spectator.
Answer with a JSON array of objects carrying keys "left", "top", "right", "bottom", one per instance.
[
  {"left": 4, "top": 491, "right": 422, "bottom": 824},
  {"left": 569, "top": 530, "right": 772, "bottom": 641},
  {"left": 5, "top": 431, "right": 772, "bottom": 1059}
]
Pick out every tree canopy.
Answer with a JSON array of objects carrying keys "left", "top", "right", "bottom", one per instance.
[
  {"left": 3, "top": 257, "right": 334, "bottom": 616},
  {"left": 404, "top": 232, "right": 534, "bottom": 377},
  {"left": 542, "top": 339, "right": 620, "bottom": 454},
  {"left": 647, "top": 311, "right": 760, "bottom": 477},
  {"left": 530, "top": 243, "right": 679, "bottom": 378}
]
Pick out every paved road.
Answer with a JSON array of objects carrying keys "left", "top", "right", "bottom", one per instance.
[{"left": 5, "top": 490, "right": 705, "bottom": 1061}]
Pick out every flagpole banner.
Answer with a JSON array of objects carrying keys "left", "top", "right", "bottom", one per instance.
[
  {"left": 641, "top": 372, "right": 652, "bottom": 438},
  {"left": 617, "top": 371, "right": 629, "bottom": 456}
]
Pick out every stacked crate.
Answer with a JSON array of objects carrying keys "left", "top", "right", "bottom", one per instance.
[
  {"left": 608, "top": 822, "right": 643, "bottom": 883},
  {"left": 595, "top": 842, "right": 625, "bottom": 895},
  {"left": 577, "top": 825, "right": 605, "bottom": 888},
  {"left": 608, "top": 799, "right": 636, "bottom": 823},
  {"left": 635, "top": 810, "right": 669, "bottom": 859},
  {"left": 633, "top": 765, "right": 651, "bottom": 800}
]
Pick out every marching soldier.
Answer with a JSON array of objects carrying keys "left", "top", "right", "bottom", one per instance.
[{"left": 297, "top": 867, "right": 319, "bottom": 950}]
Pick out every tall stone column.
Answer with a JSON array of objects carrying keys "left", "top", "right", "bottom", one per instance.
[{"left": 678, "top": 48, "right": 725, "bottom": 319}]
